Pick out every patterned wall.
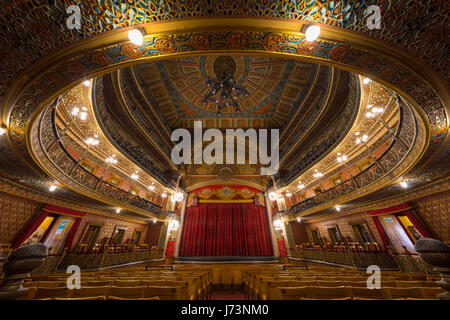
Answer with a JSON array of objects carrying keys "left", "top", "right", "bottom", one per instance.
[
  {"left": 412, "top": 190, "right": 450, "bottom": 243},
  {"left": 72, "top": 214, "right": 148, "bottom": 248},
  {"left": 304, "top": 189, "right": 450, "bottom": 245},
  {"left": 305, "top": 211, "right": 383, "bottom": 246},
  {"left": 0, "top": 191, "right": 41, "bottom": 244}
]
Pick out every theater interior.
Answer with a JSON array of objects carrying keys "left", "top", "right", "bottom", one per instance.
[{"left": 0, "top": 1, "right": 449, "bottom": 304}]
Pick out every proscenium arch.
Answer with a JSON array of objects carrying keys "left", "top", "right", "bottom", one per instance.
[{"left": 2, "top": 19, "right": 448, "bottom": 186}]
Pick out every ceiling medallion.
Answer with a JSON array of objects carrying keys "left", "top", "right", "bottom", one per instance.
[{"left": 202, "top": 56, "right": 249, "bottom": 114}]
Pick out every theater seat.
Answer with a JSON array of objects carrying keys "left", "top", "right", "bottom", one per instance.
[
  {"left": 70, "top": 286, "right": 110, "bottom": 298},
  {"left": 109, "top": 296, "right": 160, "bottom": 300},
  {"left": 144, "top": 286, "right": 179, "bottom": 300},
  {"left": 308, "top": 286, "right": 350, "bottom": 299},
  {"left": 108, "top": 286, "right": 145, "bottom": 299},
  {"left": 54, "top": 296, "right": 106, "bottom": 300},
  {"left": 274, "top": 287, "right": 308, "bottom": 300},
  {"left": 348, "top": 287, "right": 386, "bottom": 300},
  {"left": 384, "top": 287, "right": 422, "bottom": 299},
  {"left": 30, "top": 287, "right": 69, "bottom": 300}
]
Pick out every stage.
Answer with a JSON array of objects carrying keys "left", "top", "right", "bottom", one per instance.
[{"left": 175, "top": 256, "right": 278, "bottom": 264}]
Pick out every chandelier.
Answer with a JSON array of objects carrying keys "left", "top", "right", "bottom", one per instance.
[{"left": 202, "top": 73, "right": 249, "bottom": 113}]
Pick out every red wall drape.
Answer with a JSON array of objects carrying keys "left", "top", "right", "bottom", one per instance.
[
  {"left": 370, "top": 215, "right": 390, "bottom": 252},
  {"left": 64, "top": 217, "right": 82, "bottom": 252},
  {"left": 180, "top": 203, "right": 273, "bottom": 256},
  {"left": 11, "top": 211, "right": 49, "bottom": 249}
]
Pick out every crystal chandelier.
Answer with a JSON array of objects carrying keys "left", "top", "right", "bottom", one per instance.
[{"left": 202, "top": 73, "right": 249, "bottom": 113}]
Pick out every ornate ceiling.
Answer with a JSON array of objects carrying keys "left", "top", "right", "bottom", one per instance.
[
  {"left": 132, "top": 56, "right": 320, "bottom": 129},
  {"left": 0, "top": 1, "right": 447, "bottom": 222}
]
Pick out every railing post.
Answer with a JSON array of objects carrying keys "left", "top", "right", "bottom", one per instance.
[{"left": 0, "top": 244, "right": 48, "bottom": 300}]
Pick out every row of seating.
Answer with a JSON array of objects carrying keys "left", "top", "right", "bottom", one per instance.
[
  {"left": 243, "top": 264, "right": 442, "bottom": 300},
  {"left": 272, "top": 286, "right": 444, "bottom": 300},
  {"left": 27, "top": 285, "right": 179, "bottom": 300},
  {"left": 25, "top": 266, "right": 213, "bottom": 300}
]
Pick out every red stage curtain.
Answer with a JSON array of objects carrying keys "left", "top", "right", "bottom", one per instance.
[
  {"left": 371, "top": 215, "right": 390, "bottom": 252},
  {"left": 11, "top": 211, "right": 50, "bottom": 249},
  {"left": 180, "top": 203, "right": 273, "bottom": 256},
  {"left": 64, "top": 217, "right": 82, "bottom": 252}
]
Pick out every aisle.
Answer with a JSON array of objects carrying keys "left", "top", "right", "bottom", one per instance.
[{"left": 209, "top": 289, "right": 246, "bottom": 300}]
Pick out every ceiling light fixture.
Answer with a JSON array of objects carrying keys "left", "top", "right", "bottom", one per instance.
[
  {"left": 363, "top": 78, "right": 371, "bottom": 85},
  {"left": 268, "top": 192, "right": 277, "bottom": 201},
  {"left": 128, "top": 29, "right": 143, "bottom": 45},
  {"left": 400, "top": 181, "right": 408, "bottom": 188},
  {"left": 131, "top": 173, "right": 138, "bottom": 180},
  {"left": 83, "top": 80, "right": 91, "bottom": 87},
  {"left": 305, "top": 25, "right": 320, "bottom": 41},
  {"left": 79, "top": 111, "right": 87, "bottom": 121},
  {"left": 285, "top": 191, "right": 292, "bottom": 197},
  {"left": 174, "top": 192, "right": 184, "bottom": 202},
  {"left": 313, "top": 170, "right": 323, "bottom": 178},
  {"left": 49, "top": 185, "right": 57, "bottom": 192},
  {"left": 105, "top": 156, "right": 117, "bottom": 164},
  {"left": 273, "top": 219, "right": 283, "bottom": 230},
  {"left": 335, "top": 205, "right": 341, "bottom": 211},
  {"left": 85, "top": 137, "right": 99, "bottom": 146},
  {"left": 297, "top": 217, "right": 301, "bottom": 222},
  {"left": 148, "top": 185, "right": 155, "bottom": 191},
  {"left": 161, "top": 192, "right": 167, "bottom": 198},
  {"left": 116, "top": 208, "right": 121, "bottom": 213}
]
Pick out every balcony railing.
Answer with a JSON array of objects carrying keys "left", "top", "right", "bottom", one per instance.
[
  {"left": 38, "top": 101, "right": 163, "bottom": 217},
  {"left": 289, "top": 103, "right": 416, "bottom": 214}
]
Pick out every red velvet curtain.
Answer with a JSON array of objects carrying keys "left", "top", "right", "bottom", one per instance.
[
  {"left": 11, "top": 211, "right": 49, "bottom": 249},
  {"left": 180, "top": 203, "right": 273, "bottom": 256},
  {"left": 371, "top": 215, "right": 390, "bottom": 252}
]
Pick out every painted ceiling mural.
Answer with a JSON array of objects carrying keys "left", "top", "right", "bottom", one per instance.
[
  {"left": 133, "top": 56, "right": 320, "bottom": 129},
  {"left": 0, "top": 1, "right": 447, "bottom": 221}
]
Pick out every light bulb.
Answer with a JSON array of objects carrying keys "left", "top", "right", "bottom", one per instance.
[
  {"left": 79, "top": 111, "right": 87, "bottom": 121},
  {"left": 305, "top": 25, "right": 320, "bottom": 41},
  {"left": 128, "top": 29, "right": 143, "bottom": 45},
  {"left": 363, "top": 78, "right": 371, "bottom": 85},
  {"left": 49, "top": 185, "right": 57, "bottom": 192},
  {"left": 116, "top": 208, "right": 121, "bottom": 213},
  {"left": 400, "top": 181, "right": 408, "bottom": 188},
  {"left": 83, "top": 80, "right": 91, "bottom": 87},
  {"left": 268, "top": 192, "right": 277, "bottom": 201},
  {"left": 335, "top": 205, "right": 341, "bottom": 211},
  {"left": 71, "top": 107, "right": 80, "bottom": 116}
]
